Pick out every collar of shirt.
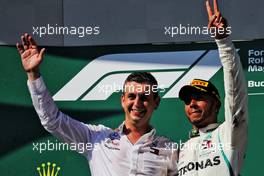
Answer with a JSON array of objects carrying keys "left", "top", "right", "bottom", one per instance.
[
  {"left": 189, "top": 123, "right": 220, "bottom": 138},
  {"left": 116, "top": 121, "right": 156, "bottom": 145}
]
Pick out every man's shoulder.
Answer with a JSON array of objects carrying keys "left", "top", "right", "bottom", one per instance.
[{"left": 86, "top": 124, "right": 113, "bottom": 133}]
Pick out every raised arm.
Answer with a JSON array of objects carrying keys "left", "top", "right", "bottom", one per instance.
[
  {"left": 16, "top": 33, "right": 45, "bottom": 81},
  {"left": 206, "top": 4, "right": 248, "bottom": 175},
  {"left": 17, "top": 34, "right": 109, "bottom": 154},
  {"left": 206, "top": 0, "right": 248, "bottom": 126},
  {"left": 216, "top": 38, "right": 248, "bottom": 128}
]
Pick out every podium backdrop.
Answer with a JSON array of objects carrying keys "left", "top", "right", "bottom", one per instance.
[
  {"left": 1, "top": 0, "right": 263, "bottom": 175},
  {"left": 0, "top": 39, "right": 264, "bottom": 175}
]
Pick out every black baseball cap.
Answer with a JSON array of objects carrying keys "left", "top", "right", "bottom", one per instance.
[{"left": 179, "top": 79, "right": 221, "bottom": 104}]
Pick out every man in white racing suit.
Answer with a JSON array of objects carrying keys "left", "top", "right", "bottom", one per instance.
[
  {"left": 16, "top": 34, "right": 177, "bottom": 175},
  {"left": 177, "top": 1, "right": 248, "bottom": 175}
]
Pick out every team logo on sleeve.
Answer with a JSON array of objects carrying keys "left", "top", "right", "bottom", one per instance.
[
  {"left": 201, "top": 139, "right": 213, "bottom": 150},
  {"left": 104, "top": 132, "right": 121, "bottom": 150}
]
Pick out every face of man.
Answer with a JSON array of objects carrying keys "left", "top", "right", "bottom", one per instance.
[
  {"left": 121, "top": 81, "right": 160, "bottom": 128},
  {"left": 184, "top": 94, "right": 218, "bottom": 128}
]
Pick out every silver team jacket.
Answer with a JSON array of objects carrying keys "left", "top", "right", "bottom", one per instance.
[
  {"left": 177, "top": 37, "right": 248, "bottom": 176},
  {"left": 27, "top": 78, "right": 178, "bottom": 176}
]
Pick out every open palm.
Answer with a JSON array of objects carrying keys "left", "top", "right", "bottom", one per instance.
[{"left": 16, "top": 33, "right": 45, "bottom": 72}]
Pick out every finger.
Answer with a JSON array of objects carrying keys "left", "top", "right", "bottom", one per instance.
[
  {"left": 38, "top": 48, "right": 46, "bottom": 61},
  {"left": 21, "top": 34, "right": 28, "bottom": 50},
  {"left": 206, "top": 0, "right": 213, "bottom": 18},
  {"left": 218, "top": 23, "right": 224, "bottom": 28},
  {"left": 215, "top": 12, "right": 221, "bottom": 24},
  {"left": 214, "top": 0, "right": 219, "bottom": 13},
  {"left": 208, "top": 15, "right": 216, "bottom": 29},
  {"left": 217, "top": 21, "right": 225, "bottom": 28},
  {"left": 16, "top": 43, "right": 24, "bottom": 55},
  {"left": 215, "top": 16, "right": 225, "bottom": 28},
  {"left": 21, "top": 35, "right": 25, "bottom": 46},
  {"left": 218, "top": 16, "right": 223, "bottom": 24},
  {"left": 28, "top": 36, "right": 37, "bottom": 49},
  {"left": 222, "top": 18, "right": 228, "bottom": 27},
  {"left": 25, "top": 33, "right": 30, "bottom": 44}
]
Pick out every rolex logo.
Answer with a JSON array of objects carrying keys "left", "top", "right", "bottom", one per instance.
[{"left": 37, "top": 162, "right": 61, "bottom": 176}]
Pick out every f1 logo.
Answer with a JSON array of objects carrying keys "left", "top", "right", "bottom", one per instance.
[{"left": 53, "top": 50, "right": 222, "bottom": 101}]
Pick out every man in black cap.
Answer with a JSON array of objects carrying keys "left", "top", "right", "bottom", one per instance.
[
  {"left": 176, "top": 0, "right": 248, "bottom": 176},
  {"left": 179, "top": 79, "right": 222, "bottom": 132}
]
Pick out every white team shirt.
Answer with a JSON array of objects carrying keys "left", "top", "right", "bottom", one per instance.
[
  {"left": 177, "top": 37, "right": 248, "bottom": 176},
  {"left": 27, "top": 78, "right": 178, "bottom": 176}
]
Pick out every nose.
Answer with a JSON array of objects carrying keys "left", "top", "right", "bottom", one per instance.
[
  {"left": 134, "top": 95, "right": 144, "bottom": 107},
  {"left": 189, "top": 99, "right": 198, "bottom": 108}
]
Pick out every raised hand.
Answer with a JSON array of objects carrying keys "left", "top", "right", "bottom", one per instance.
[
  {"left": 206, "top": 0, "right": 229, "bottom": 39},
  {"left": 16, "top": 33, "right": 45, "bottom": 80}
]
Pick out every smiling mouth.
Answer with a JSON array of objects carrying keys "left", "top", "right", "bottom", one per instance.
[
  {"left": 191, "top": 110, "right": 202, "bottom": 114},
  {"left": 131, "top": 108, "right": 146, "bottom": 116}
]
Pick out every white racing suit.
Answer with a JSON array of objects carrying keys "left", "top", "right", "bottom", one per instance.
[
  {"left": 27, "top": 77, "right": 178, "bottom": 176},
  {"left": 177, "top": 37, "right": 248, "bottom": 176}
]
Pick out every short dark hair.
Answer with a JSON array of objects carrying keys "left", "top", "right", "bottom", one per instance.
[{"left": 123, "top": 72, "right": 159, "bottom": 98}]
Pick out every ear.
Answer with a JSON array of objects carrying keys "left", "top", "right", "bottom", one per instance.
[
  {"left": 212, "top": 100, "right": 220, "bottom": 115},
  {"left": 215, "top": 101, "right": 221, "bottom": 114},
  {"left": 154, "top": 96, "right": 161, "bottom": 110},
  {"left": 121, "top": 94, "right": 125, "bottom": 108}
]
